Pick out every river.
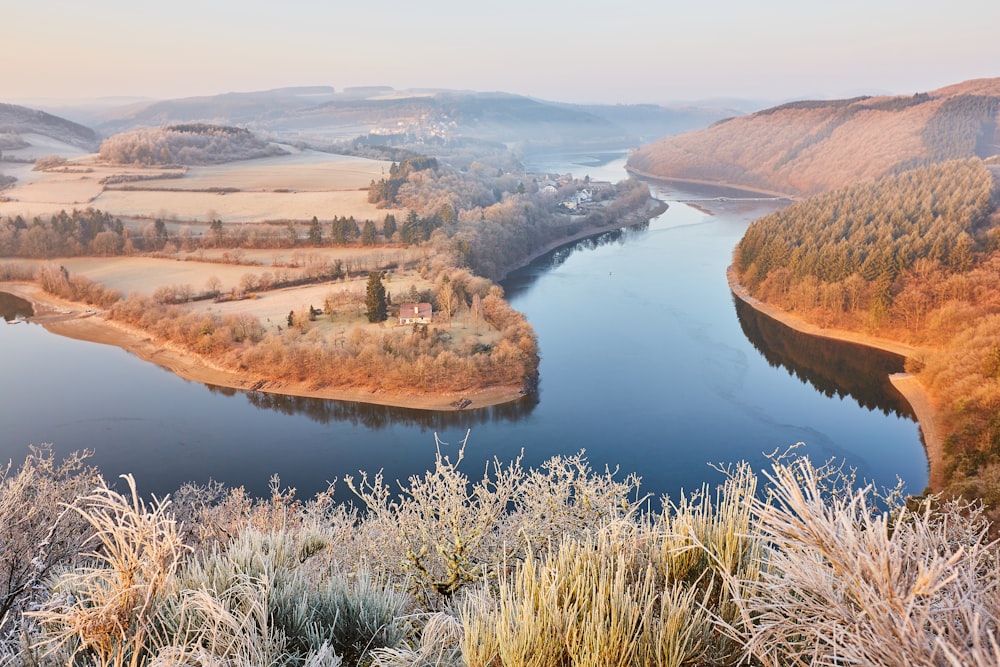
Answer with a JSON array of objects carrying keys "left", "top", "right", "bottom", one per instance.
[{"left": 0, "top": 153, "right": 927, "bottom": 501}]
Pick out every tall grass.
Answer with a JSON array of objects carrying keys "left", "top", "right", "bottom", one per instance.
[
  {"left": 28, "top": 475, "right": 185, "bottom": 667},
  {"left": 7, "top": 445, "right": 1000, "bottom": 666},
  {"left": 722, "top": 455, "right": 1000, "bottom": 667}
]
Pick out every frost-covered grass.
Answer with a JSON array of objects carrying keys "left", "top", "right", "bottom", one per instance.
[{"left": 2, "top": 442, "right": 997, "bottom": 666}]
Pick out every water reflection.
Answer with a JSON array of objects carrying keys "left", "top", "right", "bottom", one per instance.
[
  {"left": 504, "top": 220, "right": 651, "bottom": 298},
  {"left": 203, "top": 383, "right": 539, "bottom": 428},
  {"left": 734, "top": 295, "right": 915, "bottom": 420},
  {"left": 0, "top": 292, "right": 33, "bottom": 322}
]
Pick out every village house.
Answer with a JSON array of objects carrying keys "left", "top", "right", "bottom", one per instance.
[{"left": 398, "top": 302, "right": 433, "bottom": 325}]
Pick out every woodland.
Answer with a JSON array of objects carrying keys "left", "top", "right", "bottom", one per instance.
[
  {"left": 98, "top": 124, "right": 288, "bottom": 166},
  {"left": 627, "top": 84, "right": 1000, "bottom": 195},
  {"left": 734, "top": 158, "right": 1000, "bottom": 506}
]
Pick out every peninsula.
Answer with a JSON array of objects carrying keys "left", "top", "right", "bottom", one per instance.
[{"left": 0, "top": 116, "right": 657, "bottom": 410}]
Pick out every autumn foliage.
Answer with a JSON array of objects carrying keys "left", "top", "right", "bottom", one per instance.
[
  {"left": 734, "top": 158, "right": 1000, "bottom": 505},
  {"left": 628, "top": 80, "right": 1000, "bottom": 196}
]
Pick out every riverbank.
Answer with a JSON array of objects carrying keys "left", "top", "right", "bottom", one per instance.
[
  {"left": 623, "top": 167, "right": 797, "bottom": 200},
  {"left": 496, "top": 197, "right": 668, "bottom": 281},
  {"left": 727, "top": 267, "right": 944, "bottom": 492},
  {"left": 1, "top": 282, "right": 524, "bottom": 412}
]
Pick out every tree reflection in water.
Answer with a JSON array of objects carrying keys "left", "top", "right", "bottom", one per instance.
[
  {"left": 733, "top": 296, "right": 915, "bottom": 420},
  {"left": 0, "top": 292, "right": 33, "bottom": 322},
  {"left": 204, "top": 383, "right": 539, "bottom": 429}
]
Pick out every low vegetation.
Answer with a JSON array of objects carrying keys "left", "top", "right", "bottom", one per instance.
[
  {"left": 734, "top": 158, "right": 1000, "bottom": 508},
  {"left": 106, "top": 277, "right": 538, "bottom": 395},
  {"left": 1, "top": 445, "right": 997, "bottom": 666}
]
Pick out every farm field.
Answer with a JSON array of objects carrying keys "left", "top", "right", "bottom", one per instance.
[
  {"left": 18, "top": 254, "right": 438, "bottom": 337},
  {"left": 0, "top": 147, "right": 403, "bottom": 223}
]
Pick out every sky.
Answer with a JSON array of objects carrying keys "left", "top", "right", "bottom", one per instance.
[{"left": 5, "top": 0, "right": 999, "bottom": 106}]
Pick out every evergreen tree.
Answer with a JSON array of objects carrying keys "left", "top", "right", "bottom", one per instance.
[
  {"left": 383, "top": 214, "right": 397, "bottom": 240},
  {"left": 308, "top": 216, "right": 323, "bottom": 245},
  {"left": 361, "top": 220, "right": 377, "bottom": 246},
  {"left": 365, "top": 271, "right": 387, "bottom": 322}
]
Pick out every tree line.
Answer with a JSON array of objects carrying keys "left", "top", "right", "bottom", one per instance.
[
  {"left": 0, "top": 209, "right": 406, "bottom": 257},
  {"left": 734, "top": 157, "right": 1000, "bottom": 510}
]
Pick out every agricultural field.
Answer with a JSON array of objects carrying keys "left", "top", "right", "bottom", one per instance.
[{"left": 0, "top": 146, "right": 404, "bottom": 223}]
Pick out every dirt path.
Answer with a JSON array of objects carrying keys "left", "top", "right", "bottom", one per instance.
[{"left": 728, "top": 268, "right": 943, "bottom": 492}]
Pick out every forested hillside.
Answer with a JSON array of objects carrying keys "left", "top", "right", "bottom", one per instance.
[
  {"left": 627, "top": 78, "right": 1000, "bottom": 195},
  {"left": 99, "top": 124, "right": 287, "bottom": 165},
  {"left": 733, "top": 158, "right": 1000, "bottom": 505}
]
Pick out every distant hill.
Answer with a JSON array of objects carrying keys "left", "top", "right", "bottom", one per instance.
[
  {"left": 90, "top": 87, "right": 734, "bottom": 152},
  {"left": 0, "top": 103, "right": 100, "bottom": 152},
  {"left": 626, "top": 77, "right": 1000, "bottom": 196},
  {"left": 93, "top": 87, "right": 338, "bottom": 136}
]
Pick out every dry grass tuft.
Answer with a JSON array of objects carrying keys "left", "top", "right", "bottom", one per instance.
[{"left": 29, "top": 475, "right": 185, "bottom": 667}]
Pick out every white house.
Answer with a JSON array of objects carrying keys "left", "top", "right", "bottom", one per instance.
[{"left": 398, "top": 302, "right": 433, "bottom": 325}]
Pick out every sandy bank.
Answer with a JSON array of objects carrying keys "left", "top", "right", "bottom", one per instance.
[
  {"left": 0, "top": 197, "right": 665, "bottom": 411},
  {"left": 2, "top": 282, "right": 524, "bottom": 412},
  {"left": 727, "top": 268, "right": 944, "bottom": 493},
  {"left": 623, "top": 167, "right": 797, "bottom": 200}
]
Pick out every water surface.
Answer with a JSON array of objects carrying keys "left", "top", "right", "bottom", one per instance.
[{"left": 0, "top": 155, "right": 927, "bottom": 500}]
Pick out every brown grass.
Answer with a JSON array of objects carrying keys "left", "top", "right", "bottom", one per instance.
[{"left": 0, "top": 151, "right": 404, "bottom": 223}]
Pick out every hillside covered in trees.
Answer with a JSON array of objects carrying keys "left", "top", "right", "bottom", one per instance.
[
  {"left": 99, "top": 124, "right": 287, "bottom": 165},
  {"left": 733, "top": 158, "right": 1000, "bottom": 506},
  {"left": 627, "top": 77, "right": 1000, "bottom": 195}
]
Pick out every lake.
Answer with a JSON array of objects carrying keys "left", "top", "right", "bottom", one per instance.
[{"left": 0, "top": 154, "right": 928, "bottom": 501}]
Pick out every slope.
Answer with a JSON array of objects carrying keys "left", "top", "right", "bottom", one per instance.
[{"left": 626, "top": 77, "right": 1000, "bottom": 196}]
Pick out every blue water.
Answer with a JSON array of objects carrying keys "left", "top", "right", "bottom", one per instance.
[{"left": 0, "top": 155, "right": 927, "bottom": 501}]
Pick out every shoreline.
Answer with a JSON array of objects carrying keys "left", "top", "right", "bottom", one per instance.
[
  {"left": 495, "top": 197, "right": 667, "bottom": 281},
  {"left": 1, "top": 197, "right": 664, "bottom": 412},
  {"left": 1, "top": 282, "right": 525, "bottom": 412},
  {"left": 623, "top": 167, "right": 797, "bottom": 200},
  {"left": 727, "top": 267, "right": 944, "bottom": 493}
]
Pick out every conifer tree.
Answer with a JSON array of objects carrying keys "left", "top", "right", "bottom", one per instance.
[{"left": 365, "top": 271, "right": 387, "bottom": 322}]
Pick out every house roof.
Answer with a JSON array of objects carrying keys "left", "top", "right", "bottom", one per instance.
[{"left": 398, "top": 302, "right": 433, "bottom": 319}]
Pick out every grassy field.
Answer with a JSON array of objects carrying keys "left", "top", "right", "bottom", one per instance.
[
  {"left": 0, "top": 148, "right": 403, "bottom": 223},
  {"left": 2, "top": 143, "right": 525, "bottom": 407}
]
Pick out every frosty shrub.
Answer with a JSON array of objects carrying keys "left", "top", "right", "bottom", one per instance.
[
  {"left": 153, "top": 528, "right": 408, "bottom": 667},
  {"left": 0, "top": 447, "right": 100, "bottom": 637},
  {"left": 29, "top": 475, "right": 185, "bottom": 667},
  {"left": 346, "top": 433, "right": 524, "bottom": 606},
  {"left": 724, "top": 455, "right": 1000, "bottom": 667}
]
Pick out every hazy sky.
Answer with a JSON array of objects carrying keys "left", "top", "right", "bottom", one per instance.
[{"left": 6, "top": 0, "right": 998, "bottom": 105}]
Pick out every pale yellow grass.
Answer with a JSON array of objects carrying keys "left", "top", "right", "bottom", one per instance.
[
  {"left": 131, "top": 150, "right": 391, "bottom": 191},
  {"left": 13, "top": 253, "right": 443, "bottom": 337},
  {"left": 184, "top": 273, "right": 444, "bottom": 338},
  {"left": 90, "top": 189, "right": 399, "bottom": 223},
  {"left": 0, "top": 159, "right": 180, "bottom": 216},
  {"left": 47, "top": 256, "right": 262, "bottom": 295},
  {"left": 1, "top": 172, "right": 104, "bottom": 206},
  {"left": 180, "top": 246, "right": 429, "bottom": 269},
  {"left": 1, "top": 150, "right": 403, "bottom": 223}
]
